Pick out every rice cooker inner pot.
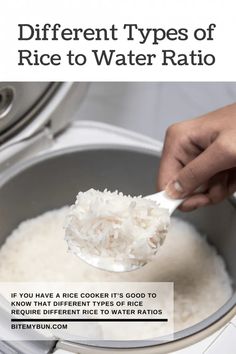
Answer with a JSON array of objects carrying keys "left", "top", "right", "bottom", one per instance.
[{"left": 0, "top": 146, "right": 235, "bottom": 351}]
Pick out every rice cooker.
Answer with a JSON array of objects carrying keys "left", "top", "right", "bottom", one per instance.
[{"left": 0, "top": 82, "right": 235, "bottom": 354}]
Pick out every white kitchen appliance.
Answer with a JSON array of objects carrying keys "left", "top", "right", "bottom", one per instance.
[{"left": 0, "top": 82, "right": 235, "bottom": 354}]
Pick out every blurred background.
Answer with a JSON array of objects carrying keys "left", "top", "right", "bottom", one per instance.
[
  {"left": 75, "top": 82, "right": 236, "bottom": 140},
  {"left": 1, "top": 81, "right": 236, "bottom": 171}
]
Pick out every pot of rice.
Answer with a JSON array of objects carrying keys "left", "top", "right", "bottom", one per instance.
[{"left": 0, "top": 145, "right": 235, "bottom": 354}]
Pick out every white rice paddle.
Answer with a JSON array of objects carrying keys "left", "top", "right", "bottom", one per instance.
[
  {"left": 71, "top": 191, "right": 184, "bottom": 273},
  {"left": 146, "top": 190, "right": 184, "bottom": 215}
]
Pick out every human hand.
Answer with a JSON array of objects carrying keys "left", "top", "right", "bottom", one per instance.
[{"left": 157, "top": 103, "right": 236, "bottom": 211}]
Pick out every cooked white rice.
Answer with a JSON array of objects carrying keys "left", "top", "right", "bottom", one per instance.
[
  {"left": 65, "top": 189, "right": 170, "bottom": 267},
  {"left": 0, "top": 207, "right": 232, "bottom": 334}
]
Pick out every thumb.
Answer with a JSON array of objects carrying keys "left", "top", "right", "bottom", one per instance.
[{"left": 165, "top": 141, "right": 234, "bottom": 198}]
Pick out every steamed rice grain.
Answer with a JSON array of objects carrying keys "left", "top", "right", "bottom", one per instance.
[
  {"left": 65, "top": 189, "right": 170, "bottom": 265},
  {"left": 0, "top": 207, "right": 232, "bottom": 333}
]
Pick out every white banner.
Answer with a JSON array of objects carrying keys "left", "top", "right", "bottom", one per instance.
[
  {"left": 0, "top": 282, "right": 173, "bottom": 341},
  {"left": 0, "top": 0, "right": 235, "bottom": 81}
]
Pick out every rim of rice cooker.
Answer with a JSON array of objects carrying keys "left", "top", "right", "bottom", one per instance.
[{"left": 0, "top": 144, "right": 235, "bottom": 352}]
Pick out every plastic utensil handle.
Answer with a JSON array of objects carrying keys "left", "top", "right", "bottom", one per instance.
[{"left": 146, "top": 191, "right": 184, "bottom": 215}]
